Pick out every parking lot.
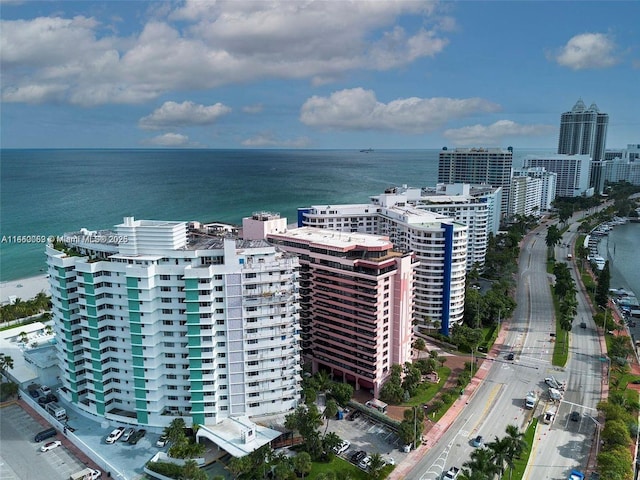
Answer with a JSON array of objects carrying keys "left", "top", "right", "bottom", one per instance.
[
  {"left": 0, "top": 403, "right": 88, "bottom": 480},
  {"left": 324, "top": 410, "right": 407, "bottom": 467}
]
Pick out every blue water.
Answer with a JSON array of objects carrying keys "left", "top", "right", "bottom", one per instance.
[
  {"left": 5, "top": 147, "right": 635, "bottom": 297},
  {"left": 600, "top": 223, "right": 640, "bottom": 301},
  {"left": 2, "top": 149, "right": 444, "bottom": 280}
]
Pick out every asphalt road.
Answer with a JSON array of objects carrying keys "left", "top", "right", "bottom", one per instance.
[
  {"left": 403, "top": 213, "right": 603, "bottom": 480},
  {"left": 524, "top": 215, "right": 604, "bottom": 479}
]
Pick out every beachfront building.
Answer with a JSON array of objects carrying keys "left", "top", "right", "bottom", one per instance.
[
  {"left": 602, "top": 144, "right": 640, "bottom": 187},
  {"left": 264, "top": 226, "right": 416, "bottom": 397},
  {"left": 438, "top": 147, "right": 514, "bottom": 219},
  {"left": 421, "top": 183, "right": 503, "bottom": 236},
  {"left": 508, "top": 176, "right": 543, "bottom": 218},
  {"left": 522, "top": 154, "right": 592, "bottom": 198},
  {"left": 298, "top": 205, "right": 468, "bottom": 336},
  {"left": 46, "top": 217, "right": 301, "bottom": 430},
  {"left": 558, "top": 99, "right": 608, "bottom": 161},
  {"left": 370, "top": 185, "right": 488, "bottom": 271},
  {"left": 512, "top": 167, "right": 557, "bottom": 212}
]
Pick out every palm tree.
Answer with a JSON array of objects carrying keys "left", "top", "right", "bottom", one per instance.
[
  {"left": 323, "top": 431, "right": 342, "bottom": 455},
  {"left": 487, "top": 436, "right": 511, "bottom": 476},
  {"left": 163, "top": 417, "right": 186, "bottom": 444},
  {"left": 323, "top": 399, "right": 338, "bottom": 436},
  {"left": 293, "top": 452, "right": 312, "bottom": 480},
  {"left": 0, "top": 353, "right": 14, "bottom": 383},
  {"left": 463, "top": 447, "right": 499, "bottom": 478},
  {"left": 504, "top": 425, "right": 527, "bottom": 479},
  {"left": 545, "top": 225, "right": 562, "bottom": 259},
  {"left": 368, "top": 453, "right": 387, "bottom": 480}
]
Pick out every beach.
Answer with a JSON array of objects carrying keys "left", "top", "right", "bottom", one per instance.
[{"left": 0, "top": 274, "right": 50, "bottom": 305}]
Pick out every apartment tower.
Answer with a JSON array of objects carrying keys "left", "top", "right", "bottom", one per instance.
[
  {"left": 438, "top": 147, "right": 513, "bottom": 219},
  {"left": 46, "top": 217, "right": 301, "bottom": 428},
  {"left": 266, "top": 226, "right": 416, "bottom": 397}
]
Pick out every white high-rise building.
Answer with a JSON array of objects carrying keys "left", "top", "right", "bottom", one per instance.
[
  {"left": 523, "top": 154, "right": 592, "bottom": 198},
  {"left": 509, "top": 176, "right": 543, "bottom": 217},
  {"left": 512, "top": 167, "right": 557, "bottom": 212},
  {"left": 602, "top": 144, "right": 640, "bottom": 186},
  {"left": 370, "top": 185, "right": 488, "bottom": 271},
  {"left": 46, "top": 217, "right": 301, "bottom": 429},
  {"left": 299, "top": 205, "right": 467, "bottom": 335}
]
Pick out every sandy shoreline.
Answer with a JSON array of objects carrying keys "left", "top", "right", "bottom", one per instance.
[{"left": 0, "top": 274, "right": 50, "bottom": 305}]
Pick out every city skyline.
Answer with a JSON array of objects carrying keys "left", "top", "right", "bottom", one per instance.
[{"left": 1, "top": 1, "right": 639, "bottom": 150}]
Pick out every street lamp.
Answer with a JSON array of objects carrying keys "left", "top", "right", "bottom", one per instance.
[
  {"left": 599, "top": 305, "right": 608, "bottom": 332},
  {"left": 587, "top": 415, "right": 603, "bottom": 458}
]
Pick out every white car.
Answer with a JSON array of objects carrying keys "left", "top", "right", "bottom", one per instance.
[
  {"left": 121, "top": 428, "right": 135, "bottom": 442},
  {"left": 40, "top": 440, "right": 62, "bottom": 452},
  {"left": 334, "top": 440, "right": 350, "bottom": 454},
  {"left": 106, "top": 427, "right": 125, "bottom": 444}
]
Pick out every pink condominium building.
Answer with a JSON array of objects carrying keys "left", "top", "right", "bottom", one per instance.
[{"left": 265, "top": 226, "right": 416, "bottom": 397}]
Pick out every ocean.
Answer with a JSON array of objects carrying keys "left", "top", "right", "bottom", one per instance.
[{"left": 2, "top": 148, "right": 637, "bottom": 297}]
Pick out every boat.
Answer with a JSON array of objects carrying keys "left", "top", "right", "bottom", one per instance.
[{"left": 359, "top": 148, "right": 374, "bottom": 153}]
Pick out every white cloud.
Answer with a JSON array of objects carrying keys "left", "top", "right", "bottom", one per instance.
[
  {"left": 139, "top": 101, "right": 231, "bottom": 129},
  {"left": 242, "top": 133, "right": 311, "bottom": 148},
  {"left": 242, "top": 104, "right": 264, "bottom": 114},
  {"left": 300, "top": 88, "right": 500, "bottom": 133},
  {"left": 553, "top": 33, "right": 618, "bottom": 70},
  {"left": 443, "top": 120, "right": 554, "bottom": 145},
  {"left": 1, "top": 1, "right": 451, "bottom": 105},
  {"left": 145, "top": 133, "right": 191, "bottom": 147}
]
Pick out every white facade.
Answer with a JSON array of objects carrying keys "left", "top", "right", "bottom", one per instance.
[
  {"left": 512, "top": 167, "right": 557, "bottom": 211},
  {"left": 602, "top": 144, "right": 640, "bottom": 186},
  {"left": 509, "top": 176, "right": 543, "bottom": 217},
  {"left": 522, "top": 154, "right": 591, "bottom": 198},
  {"left": 46, "top": 218, "right": 301, "bottom": 429},
  {"left": 370, "top": 185, "right": 488, "bottom": 271},
  {"left": 299, "top": 205, "right": 467, "bottom": 335},
  {"left": 242, "top": 212, "right": 288, "bottom": 240}
]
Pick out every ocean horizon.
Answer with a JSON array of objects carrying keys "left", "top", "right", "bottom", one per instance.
[{"left": 3, "top": 148, "right": 637, "bottom": 299}]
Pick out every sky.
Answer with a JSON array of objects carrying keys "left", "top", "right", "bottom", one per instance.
[{"left": 1, "top": 0, "right": 639, "bottom": 150}]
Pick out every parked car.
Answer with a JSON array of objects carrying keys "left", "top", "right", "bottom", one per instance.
[
  {"left": 28, "top": 389, "right": 41, "bottom": 399},
  {"left": 106, "top": 427, "right": 125, "bottom": 444},
  {"left": 40, "top": 440, "right": 62, "bottom": 452},
  {"left": 334, "top": 440, "right": 350, "bottom": 455},
  {"left": 37, "top": 393, "right": 59, "bottom": 406},
  {"left": 580, "top": 322, "right": 587, "bottom": 329},
  {"left": 506, "top": 352, "right": 515, "bottom": 361},
  {"left": 350, "top": 411, "right": 361, "bottom": 421},
  {"left": 128, "top": 429, "right": 146, "bottom": 445},
  {"left": 472, "top": 435, "right": 483, "bottom": 447},
  {"left": 350, "top": 450, "right": 366, "bottom": 464},
  {"left": 121, "top": 428, "right": 135, "bottom": 442},
  {"left": 570, "top": 411, "right": 580, "bottom": 422},
  {"left": 156, "top": 435, "right": 169, "bottom": 447}
]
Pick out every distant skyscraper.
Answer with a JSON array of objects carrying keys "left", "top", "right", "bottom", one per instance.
[
  {"left": 558, "top": 99, "right": 608, "bottom": 161},
  {"left": 438, "top": 147, "right": 513, "bottom": 218}
]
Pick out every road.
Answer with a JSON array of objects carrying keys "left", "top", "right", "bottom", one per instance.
[
  {"left": 524, "top": 215, "right": 604, "bottom": 479},
  {"left": 403, "top": 214, "right": 603, "bottom": 480}
]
